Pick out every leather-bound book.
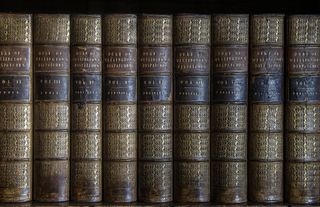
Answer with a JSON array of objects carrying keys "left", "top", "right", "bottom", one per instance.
[
  {"left": 286, "top": 15, "right": 320, "bottom": 204},
  {"left": 0, "top": 14, "right": 32, "bottom": 202},
  {"left": 33, "top": 14, "right": 70, "bottom": 202},
  {"left": 249, "top": 14, "right": 284, "bottom": 203},
  {"left": 211, "top": 14, "right": 249, "bottom": 203},
  {"left": 103, "top": 14, "right": 137, "bottom": 202},
  {"left": 138, "top": 14, "right": 173, "bottom": 203},
  {"left": 173, "top": 14, "right": 211, "bottom": 203},
  {"left": 70, "top": 15, "right": 102, "bottom": 202}
]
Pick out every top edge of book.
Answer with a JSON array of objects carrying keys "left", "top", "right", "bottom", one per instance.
[
  {"left": 103, "top": 13, "right": 136, "bottom": 18},
  {"left": 252, "top": 14, "right": 285, "bottom": 17},
  {"left": 71, "top": 14, "right": 101, "bottom": 18},
  {"left": 140, "top": 14, "right": 173, "bottom": 17},
  {"left": 288, "top": 14, "right": 320, "bottom": 17},
  {"left": 212, "top": 14, "right": 249, "bottom": 17}
]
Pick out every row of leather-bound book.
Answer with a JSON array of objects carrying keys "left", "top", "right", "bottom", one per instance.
[{"left": 0, "top": 13, "right": 318, "bottom": 205}]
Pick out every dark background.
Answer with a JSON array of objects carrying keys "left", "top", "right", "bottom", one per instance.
[{"left": 0, "top": 0, "right": 319, "bottom": 14}]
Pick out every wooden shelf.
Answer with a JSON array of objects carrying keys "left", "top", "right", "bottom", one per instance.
[{"left": 0, "top": 0, "right": 319, "bottom": 14}]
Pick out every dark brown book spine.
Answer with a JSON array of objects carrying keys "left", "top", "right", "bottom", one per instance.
[
  {"left": 173, "top": 14, "right": 211, "bottom": 203},
  {"left": 103, "top": 14, "right": 137, "bottom": 202},
  {"left": 0, "top": 14, "right": 32, "bottom": 202},
  {"left": 286, "top": 15, "right": 320, "bottom": 204},
  {"left": 70, "top": 15, "right": 102, "bottom": 202},
  {"left": 138, "top": 14, "right": 173, "bottom": 203},
  {"left": 33, "top": 14, "right": 70, "bottom": 202},
  {"left": 249, "top": 14, "right": 284, "bottom": 203},
  {"left": 211, "top": 14, "right": 249, "bottom": 203}
]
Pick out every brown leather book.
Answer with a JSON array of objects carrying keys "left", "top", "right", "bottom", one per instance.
[
  {"left": 0, "top": 13, "right": 32, "bottom": 202},
  {"left": 103, "top": 14, "right": 137, "bottom": 202},
  {"left": 173, "top": 14, "right": 211, "bottom": 203},
  {"left": 138, "top": 14, "right": 173, "bottom": 203},
  {"left": 33, "top": 14, "right": 70, "bottom": 202},
  {"left": 70, "top": 14, "right": 102, "bottom": 202},
  {"left": 249, "top": 14, "right": 284, "bottom": 203},
  {"left": 211, "top": 14, "right": 249, "bottom": 203},
  {"left": 286, "top": 15, "right": 320, "bottom": 204}
]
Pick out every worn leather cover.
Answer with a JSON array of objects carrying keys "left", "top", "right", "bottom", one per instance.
[
  {"left": 103, "top": 14, "right": 137, "bottom": 202},
  {"left": 173, "top": 14, "right": 210, "bottom": 203},
  {"left": 0, "top": 14, "right": 32, "bottom": 202},
  {"left": 211, "top": 14, "right": 249, "bottom": 204},
  {"left": 33, "top": 14, "right": 70, "bottom": 202},
  {"left": 70, "top": 14, "right": 102, "bottom": 202},
  {"left": 286, "top": 15, "right": 320, "bottom": 204},
  {"left": 249, "top": 14, "right": 284, "bottom": 203},
  {"left": 138, "top": 14, "right": 173, "bottom": 203}
]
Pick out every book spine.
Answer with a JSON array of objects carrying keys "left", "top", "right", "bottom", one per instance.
[
  {"left": 211, "top": 14, "right": 249, "bottom": 203},
  {"left": 33, "top": 14, "right": 70, "bottom": 202},
  {"left": 70, "top": 15, "right": 102, "bottom": 202},
  {"left": 286, "top": 15, "right": 320, "bottom": 204},
  {"left": 0, "top": 14, "right": 32, "bottom": 202},
  {"left": 103, "top": 14, "right": 137, "bottom": 202},
  {"left": 173, "top": 14, "right": 211, "bottom": 203},
  {"left": 138, "top": 14, "right": 173, "bottom": 203},
  {"left": 249, "top": 14, "right": 284, "bottom": 203}
]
